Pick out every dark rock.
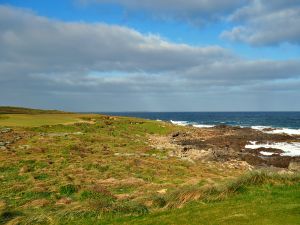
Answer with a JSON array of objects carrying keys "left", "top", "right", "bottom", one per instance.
[
  {"left": 182, "top": 147, "right": 189, "bottom": 152},
  {"left": 241, "top": 152, "right": 294, "bottom": 168},
  {"left": 172, "top": 132, "right": 180, "bottom": 138},
  {"left": 214, "top": 124, "right": 229, "bottom": 129},
  {"left": 169, "top": 124, "right": 300, "bottom": 168}
]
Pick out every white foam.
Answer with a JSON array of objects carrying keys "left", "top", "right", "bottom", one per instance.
[
  {"left": 170, "top": 120, "right": 189, "bottom": 126},
  {"left": 265, "top": 128, "right": 300, "bottom": 135},
  {"left": 245, "top": 141, "right": 300, "bottom": 157},
  {"left": 193, "top": 124, "right": 215, "bottom": 128},
  {"left": 170, "top": 120, "right": 215, "bottom": 128},
  {"left": 251, "top": 126, "right": 272, "bottom": 131},
  {"left": 251, "top": 126, "right": 300, "bottom": 136},
  {"left": 260, "top": 151, "right": 276, "bottom": 156}
]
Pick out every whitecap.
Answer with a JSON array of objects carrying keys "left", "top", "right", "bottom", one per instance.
[
  {"left": 251, "top": 126, "right": 300, "bottom": 136},
  {"left": 265, "top": 128, "right": 300, "bottom": 135},
  {"left": 251, "top": 126, "right": 272, "bottom": 131},
  {"left": 170, "top": 120, "right": 189, "bottom": 126},
  {"left": 245, "top": 141, "right": 300, "bottom": 157},
  {"left": 170, "top": 120, "right": 215, "bottom": 128},
  {"left": 260, "top": 151, "right": 276, "bottom": 156},
  {"left": 193, "top": 124, "right": 215, "bottom": 128}
]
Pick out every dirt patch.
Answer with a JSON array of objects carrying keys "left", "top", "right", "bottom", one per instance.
[
  {"left": 22, "top": 199, "right": 50, "bottom": 209},
  {"left": 96, "top": 177, "right": 145, "bottom": 187}
]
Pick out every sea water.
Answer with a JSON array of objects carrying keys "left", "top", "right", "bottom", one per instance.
[{"left": 103, "top": 112, "right": 300, "bottom": 156}]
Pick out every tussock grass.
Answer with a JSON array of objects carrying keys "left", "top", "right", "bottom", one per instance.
[{"left": 165, "top": 171, "right": 300, "bottom": 208}]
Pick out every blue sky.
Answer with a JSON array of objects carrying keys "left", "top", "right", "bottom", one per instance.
[
  {"left": 3, "top": 0, "right": 300, "bottom": 60},
  {"left": 0, "top": 0, "right": 300, "bottom": 111}
]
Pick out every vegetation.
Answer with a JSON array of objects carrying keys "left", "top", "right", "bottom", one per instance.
[
  {"left": 0, "top": 114, "right": 90, "bottom": 127},
  {"left": 0, "top": 108, "right": 299, "bottom": 224},
  {"left": 109, "top": 175, "right": 300, "bottom": 225},
  {"left": 0, "top": 106, "right": 68, "bottom": 114}
]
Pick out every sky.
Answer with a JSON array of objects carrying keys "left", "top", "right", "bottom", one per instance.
[{"left": 0, "top": 0, "right": 300, "bottom": 112}]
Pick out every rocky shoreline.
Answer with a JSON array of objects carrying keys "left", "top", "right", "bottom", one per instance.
[
  {"left": 2, "top": 124, "right": 300, "bottom": 172},
  {"left": 154, "top": 124, "right": 300, "bottom": 171}
]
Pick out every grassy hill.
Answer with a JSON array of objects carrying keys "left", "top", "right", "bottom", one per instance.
[
  {"left": 0, "top": 106, "right": 81, "bottom": 127},
  {"left": 0, "top": 109, "right": 299, "bottom": 224},
  {"left": 0, "top": 106, "right": 68, "bottom": 114}
]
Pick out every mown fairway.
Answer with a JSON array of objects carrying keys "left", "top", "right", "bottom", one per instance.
[{"left": 0, "top": 114, "right": 87, "bottom": 127}]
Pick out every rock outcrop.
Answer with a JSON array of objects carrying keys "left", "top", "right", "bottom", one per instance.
[{"left": 167, "top": 125, "right": 300, "bottom": 169}]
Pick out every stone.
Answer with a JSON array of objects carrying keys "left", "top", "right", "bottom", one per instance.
[
  {"left": 288, "top": 161, "right": 300, "bottom": 171},
  {"left": 172, "top": 132, "right": 180, "bottom": 138},
  {"left": 0, "top": 128, "right": 12, "bottom": 133}
]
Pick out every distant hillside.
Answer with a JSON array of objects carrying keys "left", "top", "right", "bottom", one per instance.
[{"left": 0, "top": 106, "right": 69, "bottom": 114}]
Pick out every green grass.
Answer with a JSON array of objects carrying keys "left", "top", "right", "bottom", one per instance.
[
  {"left": 0, "top": 106, "right": 67, "bottom": 114},
  {"left": 0, "top": 110, "right": 299, "bottom": 224},
  {"left": 0, "top": 114, "right": 87, "bottom": 127},
  {"left": 108, "top": 182, "right": 300, "bottom": 225},
  {"left": 51, "top": 172, "right": 300, "bottom": 225}
]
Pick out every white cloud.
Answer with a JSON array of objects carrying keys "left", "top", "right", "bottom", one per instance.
[
  {"left": 1, "top": 5, "right": 300, "bottom": 111},
  {"left": 222, "top": 0, "right": 300, "bottom": 45}
]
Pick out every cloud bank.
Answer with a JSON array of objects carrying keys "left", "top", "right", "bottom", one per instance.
[{"left": 1, "top": 5, "right": 300, "bottom": 111}]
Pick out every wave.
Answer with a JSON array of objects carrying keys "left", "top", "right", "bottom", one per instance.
[
  {"left": 193, "top": 124, "right": 215, "bottom": 128},
  {"left": 170, "top": 120, "right": 190, "bottom": 126},
  {"left": 170, "top": 120, "right": 215, "bottom": 128},
  {"left": 170, "top": 120, "right": 300, "bottom": 136},
  {"left": 251, "top": 126, "right": 300, "bottom": 135},
  {"left": 245, "top": 141, "right": 300, "bottom": 157}
]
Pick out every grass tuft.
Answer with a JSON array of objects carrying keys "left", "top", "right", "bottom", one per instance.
[
  {"left": 59, "top": 184, "right": 77, "bottom": 196},
  {"left": 165, "top": 171, "right": 300, "bottom": 208}
]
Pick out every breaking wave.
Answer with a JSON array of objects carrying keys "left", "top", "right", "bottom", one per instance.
[{"left": 245, "top": 141, "right": 300, "bottom": 157}]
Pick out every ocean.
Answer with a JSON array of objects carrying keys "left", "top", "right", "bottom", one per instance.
[
  {"left": 102, "top": 112, "right": 300, "bottom": 156},
  {"left": 104, "top": 112, "right": 300, "bottom": 130}
]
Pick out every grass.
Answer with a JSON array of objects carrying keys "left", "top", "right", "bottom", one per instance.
[
  {"left": 109, "top": 181, "right": 300, "bottom": 225},
  {"left": 0, "top": 109, "right": 299, "bottom": 224},
  {"left": 0, "top": 114, "right": 86, "bottom": 127},
  {"left": 0, "top": 106, "right": 67, "bottom": 114}
]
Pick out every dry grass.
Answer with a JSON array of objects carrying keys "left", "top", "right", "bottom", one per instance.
[
  {"left": 164, "top": 171, "right": 300, "bottom": 208},
  {"left": 0, "top": 113, "right": 277, "bottom": 224}
]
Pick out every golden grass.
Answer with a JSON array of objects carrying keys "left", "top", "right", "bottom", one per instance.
[{"left": 0, "top": 114, "right": 97, "bottom": 127}]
